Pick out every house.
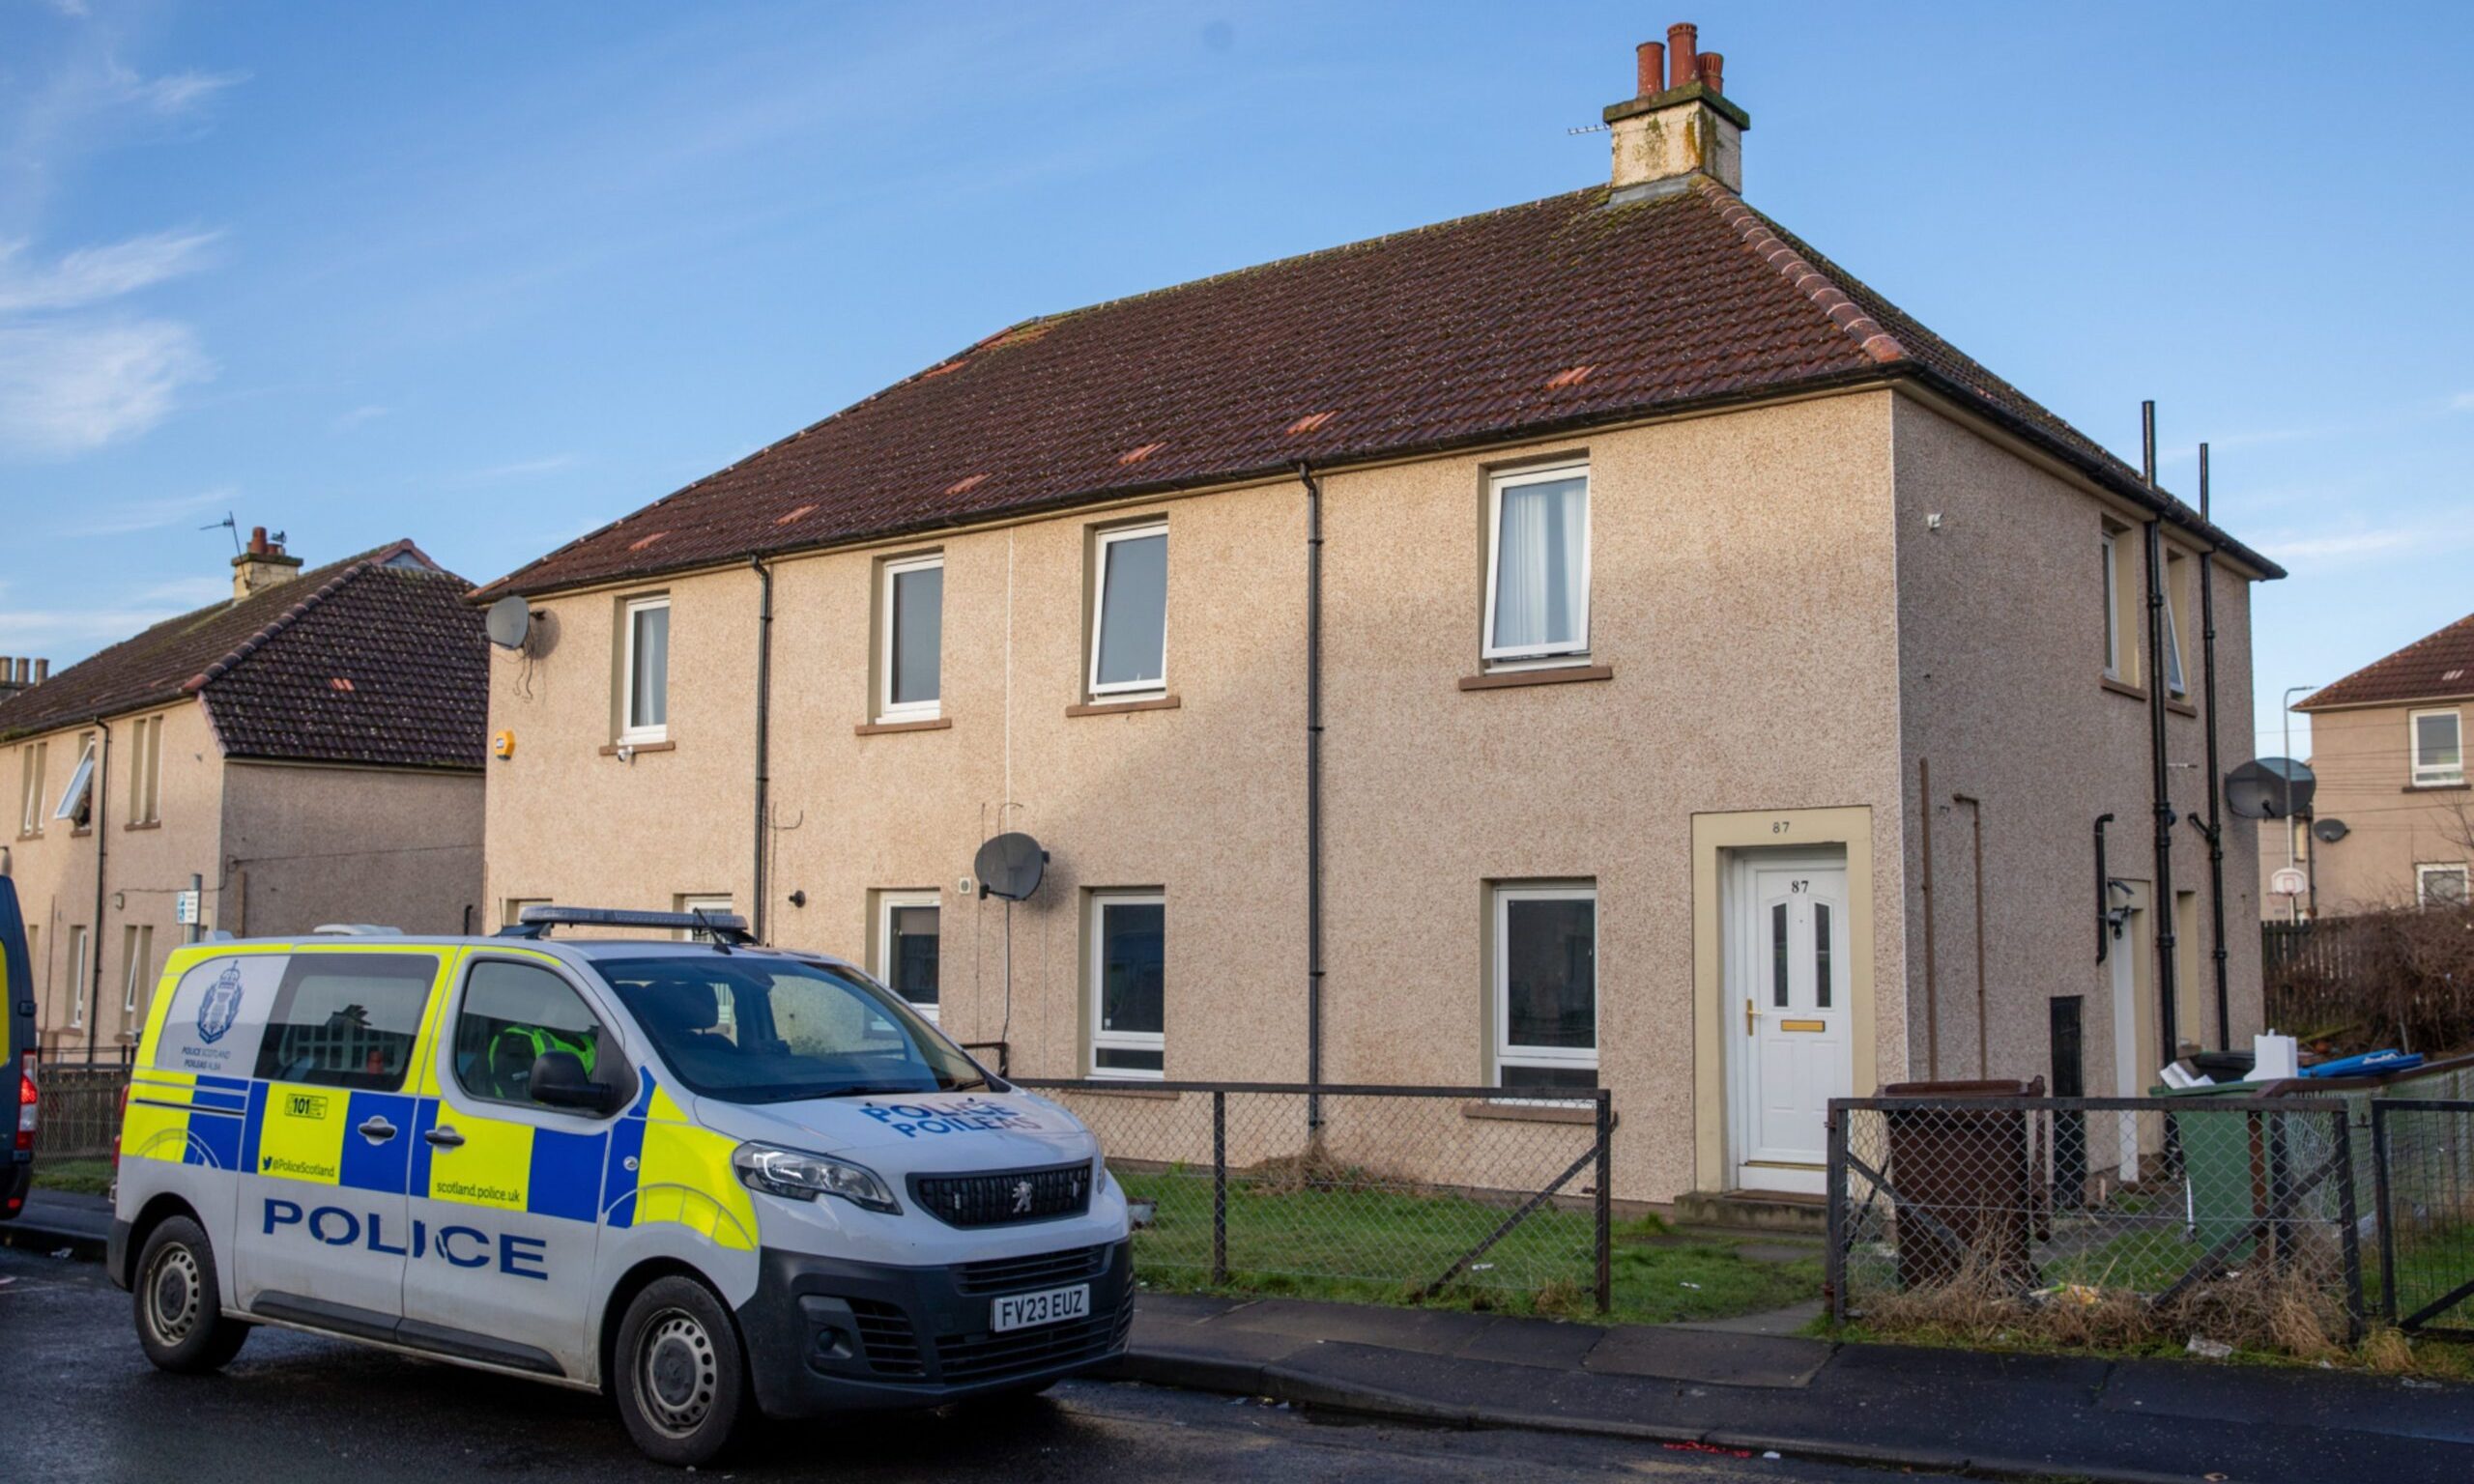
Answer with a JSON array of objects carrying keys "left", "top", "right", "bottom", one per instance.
[
  {"left": 2279, "top": 613, "right": 2474, "bottom": 916},
  {"left": 0, "top": 531, "right": 488, "bottom": 1058},
  {"left": 471, "top": 25, "right": 2277, "bottom": 1205}
]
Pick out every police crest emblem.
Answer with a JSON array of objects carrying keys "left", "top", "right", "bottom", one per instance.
[{"left": 197, "top": 961, "right": 245, "bottom": 1044}]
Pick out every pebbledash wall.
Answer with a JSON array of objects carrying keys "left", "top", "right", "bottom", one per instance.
[{"left": 483, "top": 385, "right": 2265, "bottom": 1205}]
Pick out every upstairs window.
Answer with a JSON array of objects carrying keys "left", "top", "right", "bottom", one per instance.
[
  {"left": 1484, "top": 464, "right": 1591, "bottom": 663},
  {"left": 2100, "top": 529, "right": 2122, "bottom": 680},
  {"left": 880, "top": 554, "right": 944, "bottom": 721},
  {"left": 53, "top": 736, "right": 96, "bottom": 829},
  {"left": 2161, "top": 553, "right": 2189, "bottom": 699},
  {"left": 127, "top": 713, "right": 162, "bottom": 825},
  {"left": 620, "top": 595, "right": 671, "bottom": 744},
  {"left": 1089, "top": 524, "right": 1168, "bottom": 697},
  {"left": 16, "top": 740, "right": 44, "bottom": 838},
  {"left": 2413, "top": 709, "right": 2463, "bottom": 787}
]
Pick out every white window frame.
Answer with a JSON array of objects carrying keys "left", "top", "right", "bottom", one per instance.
[
  {"left": 16, "top": 740, "right": 44, "bottom": 837},
  {"left": 1088, "top": 890, "right": 1165, "bottom": 1078},
  {"left": 878, "top": 554, "right": 944, "bottom": 723},
  {"left": 67, "top": 925, "right": 89, "bottom": 1029},
  {"left": 2410, "top": 708, "right": 2463, "bottom": 787},
  {"left": 1492, "top": 883, "right": 1599, "bottom": 1088},
  {"left": 128, "top": 713, "right": 162, "bottom": 825},
  {"left": 619, "top": 594, "right": 671, "bottom": 745},
  {"left": 53, "top": 737, "right": 96, "bottom": 824},
  {"left": 2100, "top": 529, "right": 2122, "bottom": 680},
  {"left": 1482, "top": 462, "right": 1593, "bottom": 665},
  {"left": 2418, "top": 863, "right": 2469, "bottom": 908},
  {"left": 675, "top": 894, "right": 734, "bottom": 942},
  {"left": 1087, "top": 523, "right": 1169, "bottom": 699},
  {"left": 876, "top": 890, "right": 941, "bottom": 1021},
  {"left": 122, "top": 924, "right": 154, "bottom": 1015},
  {"left": 2161, "top": 556, "right": 2188, "bottom": 699}
]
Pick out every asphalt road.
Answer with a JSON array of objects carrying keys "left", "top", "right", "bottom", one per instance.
[{"left": 0, "top": 1244, "right": 1940, "bottom": 1483}]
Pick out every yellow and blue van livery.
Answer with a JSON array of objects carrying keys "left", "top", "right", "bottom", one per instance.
[{"left": 110, "top": 909, "right": 1131, "bottom": 1466}]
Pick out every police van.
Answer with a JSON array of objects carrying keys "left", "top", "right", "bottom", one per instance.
[{"left": 108, "top": 907, "right": 1133, "bottom": 1465}]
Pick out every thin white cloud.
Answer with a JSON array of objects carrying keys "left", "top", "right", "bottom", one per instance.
[
  {"left": 0, "top": 229, "right": 219, "bottom": 313},
  {"left": 332, "top": 403, "right": 388, "bottom": 430},
  {"left": 457, "top": 453, "right": 581, "bottom": 483},
  {"left": 129, "top": 68, "right": 247, "bottom": 116},
  {"left": 61, "top": 487, "right": 234, "bottom": 537},
  {"left": 0, "top": 319, "right": 212, "bottom": 456}
]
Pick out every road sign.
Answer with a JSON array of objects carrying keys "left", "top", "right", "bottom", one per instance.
[
  {"left": 174, "top": 889, "right": 201, "bottom": 926},
  {"left": 2269, "top": 867, "right": 2307, "bottom": 898}
]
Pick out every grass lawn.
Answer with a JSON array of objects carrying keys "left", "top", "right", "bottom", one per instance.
[
  {"left": 31, "top": 1158, "right": 113, "bottom": 1196},
  {"left": 1117, "top": 1169, "right": 1819, "bottom": 1326}
]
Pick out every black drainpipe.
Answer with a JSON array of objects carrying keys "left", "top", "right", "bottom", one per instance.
[
  {"left": 751, "top": 557, "right": 774, "bottom": 944},
  {"left": 2141, "top": 402, "right": 2179, "bottom": 1056},
  {"left": 2094, "top": 813, "right": 2114, "bottom": 963},
  {"left": 1297, "top": 463, "right": 1326, "bottom": 1131},
  {"left": 2196, "top": 443, "right": 2230, "bottom": 1049}
]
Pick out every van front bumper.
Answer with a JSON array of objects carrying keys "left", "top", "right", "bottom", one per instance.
[{"left": 737, "top": 1238, "right": 1134, "bottom": 1417}]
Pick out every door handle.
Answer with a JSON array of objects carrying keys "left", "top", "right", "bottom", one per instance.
[
  {"left": 1745, "top": 997, "right": 1762, "bottom": 1037},
  {"left": 357, "top": 1116, "right": 397, "bottom": 1143},
  {"left": 423, "top": 1126, "right": 465, "bottom": 1149}
]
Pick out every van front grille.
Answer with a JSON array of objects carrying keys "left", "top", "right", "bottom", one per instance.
[
  {"left": 912, "top": 1161, "right": 1092, "bottom": 1228},
  {"left": 847, "top": 1298, "right": 924, "bottom": 1378},
  {"left": 935, "top": 1301, "right": 1132, "bottom": 1384},
  {"left": 954, "top": 1243, "right": 1110, "bottom": 1296}
]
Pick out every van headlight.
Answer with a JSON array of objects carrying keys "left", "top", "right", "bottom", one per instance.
[{"left": 733, "top": 1142, "right": 900, "bottom": 1214}]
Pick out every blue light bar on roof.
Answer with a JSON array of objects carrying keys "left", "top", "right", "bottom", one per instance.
[{"left": 506, "top": 905, "right": 752, "bottom": 938}]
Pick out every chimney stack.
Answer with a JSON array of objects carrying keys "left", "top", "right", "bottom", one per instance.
[
  {"left": 230, "top": 526, "right": 304, "bottom": 600},
  {"left": 1604, "top": 19, "right": 1748, "bottom": 197},
  {"left": 0, "top": 656, "right": 41, "bottom": 699}
]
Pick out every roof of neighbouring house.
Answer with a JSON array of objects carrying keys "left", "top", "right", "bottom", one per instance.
[
  {"left": 0, "top": 542, "right": 489, "bottom": 770},
  {"left": 473, "top": 176, "right": 2281, "bottom": 602},
  {"left": 2301, "top": 612, "right": 2474, "bottom": 712}
]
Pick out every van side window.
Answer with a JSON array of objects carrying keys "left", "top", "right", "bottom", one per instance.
[
  {"left": 453, "top": 959, "right": 617, "bottom": 1111},
  {"left": 253, "top": 953, "right": 439, "bottom": 1091}
]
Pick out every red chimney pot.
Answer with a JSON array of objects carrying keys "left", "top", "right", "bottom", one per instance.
[
  {"left": 248, "top": 525, "right": 270, "bottom": 555},
  {"left": 1696, "top": 50, "right": 1723, "bottom": 94},
  {"left": 1666, "top": 22, "right": 1697, "bottom": 90},
  {"left": 1637, "top": 41, "right": 1666, "bottom": 98}
]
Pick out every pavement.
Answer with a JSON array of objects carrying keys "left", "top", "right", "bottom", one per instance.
[{"left": 16, "top": 1188, "right": 2473, "bottom": 1483}]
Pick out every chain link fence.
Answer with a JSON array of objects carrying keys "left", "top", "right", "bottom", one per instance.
[
  {"left": 1828, "top": 1096, "right": 2366, "bottom": 1355},
  {"left": 1016, "top": 1079, "right": 1613, "bottom": 1314},
  {"left": 33, "top": 1059, "right": 130, "bottom": 1159},
  {"left": 2373, "top": 1099, "right": 2474, "bottom": 1338}
]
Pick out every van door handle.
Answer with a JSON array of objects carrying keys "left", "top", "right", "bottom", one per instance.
[
  {"left": 357, "top": 1116, "right": 397, "bottom": 1143},
  {"left": 423, "top": 1126, "right": 465, "bottom": 1149}
]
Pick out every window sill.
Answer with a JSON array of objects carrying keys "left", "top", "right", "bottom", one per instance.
[
  {"left": 1458, "top": 664, "right": 1614, "bottom": 693},
  {"left": 14, "top": 832, "right": 40, "bottom": 842},
  {"left": 2167, "top": 698, "right": 2200, "bottom": 718},
  {"left": 1461, "top": 1098, "right": 1597, "bottom": 1125},
  {"left": 598, "top": 740, "right": 677, "bottom": 757},
  {"left": 70, "top": 827, "right": 92, "bottom": 838},
  {"left": 854, "top": 717, "right": 953, "bottom": 736},
  {"left": 1073, "top": 1084, "right": 1180, "bottom": 1099},
  {"left": 1067, "top": 695, "right": 1181, "bottom": 718},
  {"left": 2099, "top": 676, "right": 2147, "bottom": 702},
  {"left": 2405, "top": 782, "right": 2471, "bottom": 793},
  {"left": 123, "top": 820, "right": 161, "bottom": 833}
]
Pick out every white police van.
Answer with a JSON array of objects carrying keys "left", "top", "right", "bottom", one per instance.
[{"left": 110, "top": 907, "right": 1132, "bottom": 1464}]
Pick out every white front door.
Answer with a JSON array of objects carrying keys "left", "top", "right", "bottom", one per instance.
[{"left": 1728, "top": 852, "right": 1852, "bottom": 1194}]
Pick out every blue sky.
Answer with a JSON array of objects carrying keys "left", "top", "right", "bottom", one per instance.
[{"left": 2, "top": 1, "right": 2468, "bottom": 762}]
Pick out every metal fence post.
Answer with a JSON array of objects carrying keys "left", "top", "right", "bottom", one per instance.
[
  {"left": 2370, "top": 1100, "right": 2397, "bottom": 1325},
  {"left": 1825, "top": 1102, "right": 1848, "bottom": 1326},
  {"left": 1594, "top": 1090, "right": 1613, "bottom": 1315},
  {"left": 2331, "top": 1106, "right": 2365, "bottom": 1340},
  {"left": 1211, "top": 1090, "right": 1229, "bottom": 1288}
]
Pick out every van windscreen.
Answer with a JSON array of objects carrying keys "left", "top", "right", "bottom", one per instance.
[{"left": 592, "top": 956, "right": 987, "bottom": 1104}]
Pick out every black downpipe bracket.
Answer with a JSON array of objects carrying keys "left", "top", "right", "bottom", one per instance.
[
  {"left": 1297, "top": 464, "right": 1326, "bottom": 1131},
  {"left": 2141, "top": 403, "right": 2179, "bottom": 1056},
  {"left": 751, "top": 557, "right": 774, "bottom": 944},
  {"left": 2094, "top": 813, "right": 2114, "bottom": 963},
  {"left": 2197, "top": 443, "right": 2230, "bottom": 1049}
]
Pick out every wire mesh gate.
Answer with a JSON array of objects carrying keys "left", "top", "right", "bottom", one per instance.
[
  {"left": 1015, "top": 1080, "right": 1615, "bottom": 1313},
  {"left": 2372, "top": 1099, "right": 2474, "bottom": 1338}
]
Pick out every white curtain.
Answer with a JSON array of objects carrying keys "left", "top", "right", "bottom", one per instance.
[{"left": 1492, "top": 476, "right": 1586, "bottom": 651}]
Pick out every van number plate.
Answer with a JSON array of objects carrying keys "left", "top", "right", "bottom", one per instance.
[{"left": 992, "top": 1283, "right": 1089, "bottom": 1333}]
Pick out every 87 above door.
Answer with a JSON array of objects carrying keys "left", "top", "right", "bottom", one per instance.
[{"left": 1732, "top": 856, "right": 1851, "bottom": 1194}]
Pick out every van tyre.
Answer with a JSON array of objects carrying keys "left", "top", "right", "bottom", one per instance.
[
  {"left": 133, "top": 1215, "right": 251, "bottom": 1373},
  {"left": 615, "top": 1276, "right": 752, "bottom": 1466}
]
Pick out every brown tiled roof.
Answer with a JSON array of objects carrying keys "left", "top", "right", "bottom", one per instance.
[
  {"left": 2301, "top": 613, "right": 2474, "bottom": 712},
  {"left": 0, "top": 544, "right": 488, "bottom": 771},
  {"left": 475, "top": 177, "right": 2278, "bottom": 600}
]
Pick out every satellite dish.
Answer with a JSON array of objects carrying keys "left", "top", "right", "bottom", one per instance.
[
  {"left": 485, "top": 594, "right": 532, "bottom": 650},
  {"left": 2312, "top": 817, "right": 2349, "bottom": 844},
  {"left": 2225, "top": 757, "right": 2315, "bottom": 820},
  {"left": 973, "top": 832, "right": 1047, "bottom": 901}
]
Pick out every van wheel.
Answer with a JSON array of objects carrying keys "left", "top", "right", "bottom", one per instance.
[
  {"left": 615, "top": 1276, "right": 751, "bottom": 1467},
  {"left": 133, "top": 1216, "right": 251, "bottom": 1373}
]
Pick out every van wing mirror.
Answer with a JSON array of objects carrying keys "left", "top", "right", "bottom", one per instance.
[{"left": 528, "top": 1050, "right": 620, "bottom": 1115}]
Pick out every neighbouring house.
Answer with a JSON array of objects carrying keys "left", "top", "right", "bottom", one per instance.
[
  {"left": 0, "top": 531, "right": 488, "bottom": 1059},
  {"left": 472, "top": 25, "right": 2278, "bottom": 1206},
  {"left": 2276, "top": 613, "right": 2474, "bottom": 918}
]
